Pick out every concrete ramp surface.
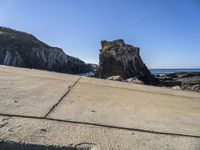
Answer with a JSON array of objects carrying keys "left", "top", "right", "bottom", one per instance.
[{"left": 0, "top": 65, "right": 200, "bottom": 150}]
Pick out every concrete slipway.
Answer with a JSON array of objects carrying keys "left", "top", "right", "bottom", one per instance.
[{"left": 0, "top": 65, "right": 199, "bottom": 150}]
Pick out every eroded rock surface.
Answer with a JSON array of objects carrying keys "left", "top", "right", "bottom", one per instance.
[
  {"left": 156, "top": 72, "right": 200, "bottom": 92},
  {"left": 98, "top": 39, "right": 155, "bottom": 85},
  {"left": 0, "top": 26, "right": 92, "bottom": 74}
]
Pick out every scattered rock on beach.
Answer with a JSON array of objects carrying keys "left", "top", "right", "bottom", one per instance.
[
  {"left": 126, "top": 77, "right": 144, "bottom": 85},
  {"left": 156, "top": 72, "right": 200, "bottom": 92},
  {"left": 191, "top": 84, "right": 200, "bottom": 92},
  {"left": 171, "top": 86, "right": 181, "bottom": 90},
  {"left": 107, "top": 75, "right": 123, "bottom": 81}
]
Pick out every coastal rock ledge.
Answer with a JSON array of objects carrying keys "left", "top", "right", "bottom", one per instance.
[{"left": 98, "top": 39, "right": 155, "bottom": 85}]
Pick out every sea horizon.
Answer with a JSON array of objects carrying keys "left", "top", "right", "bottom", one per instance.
[{"left": 150, "top": 68, "right": 200, "bottom": 75}]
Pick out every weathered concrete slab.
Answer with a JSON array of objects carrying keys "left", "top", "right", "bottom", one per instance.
[
  {"left": 0, "top": 65, "right": 200, "bottom": 149},
  {"left": 0, "top": 116, "right": 199, "bottom": 150},
  {"left": 80, "top": 76, "right": 200, "bottom": 99},
  {"left": 0, "top": 70, "right": 75, "bottom": 117},
  {"left": 0, "top": 65, "right": 79, "bottom": 81},
  {"left": 48, "top": 82, "right": 200, "bottom": 136}
]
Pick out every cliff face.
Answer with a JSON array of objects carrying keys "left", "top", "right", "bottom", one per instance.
[
  {"left": 98, "top": 39, "right": 155, "bottom": 85},
  {"left": 0, "top": 26, "right": 92, "bottom": 74}
]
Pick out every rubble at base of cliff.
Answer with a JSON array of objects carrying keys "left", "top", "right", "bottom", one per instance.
[{"left": 102, "top": 72, "right": 200, "bottom": 92}]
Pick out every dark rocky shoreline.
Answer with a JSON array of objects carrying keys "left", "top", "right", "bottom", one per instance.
[
  {"left": 101, "top": 72, "right": 200, "bottom": 92},
  {"left": 155, "top": 72, "right": 200, "bottom": 92}
]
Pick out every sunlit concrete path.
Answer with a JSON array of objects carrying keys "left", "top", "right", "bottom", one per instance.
[{"left": 0, "top": 65, "right": 200, "bottom": 150}]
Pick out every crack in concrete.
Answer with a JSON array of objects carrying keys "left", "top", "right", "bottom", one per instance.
[
  {"left": 0, "top": 117, "right": 9, "bottom": 129},
  {"left": 0, "top": 113, "right": 199, "bottom": 139},
  {"left": 0, "top": 122, "right": 8, "bottom": 129},
  {"left": 44, "top": 77, "right": 81, "bottom": 118}
]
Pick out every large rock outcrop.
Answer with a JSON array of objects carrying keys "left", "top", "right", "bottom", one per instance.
[
  {"left": 98, "top": 39, "right": 155, "bottom": 85},
  {"left": 0, "top": 26, "right": 92, "bottom": 74}
]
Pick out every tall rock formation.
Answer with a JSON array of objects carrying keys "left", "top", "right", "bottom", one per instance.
[
  {"left": 0, "top": 26, "right": 92, "bottom": 74},
  {"left": 98, "top": 39, "right": 155, "bottom": 85}
]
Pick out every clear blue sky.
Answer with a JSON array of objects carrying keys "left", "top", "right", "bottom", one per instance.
[{"left": 0, "top": 0, "right": 200, "bottom": 68}]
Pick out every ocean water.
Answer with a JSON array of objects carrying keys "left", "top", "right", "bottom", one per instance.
[{"left": 150, "top": 68, "right": 200, "bottom": 75}]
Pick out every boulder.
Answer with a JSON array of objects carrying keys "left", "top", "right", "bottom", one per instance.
[
  {"left": 107, "top": 75, "right": 123, "bottom": 81},
  {"left": 126, "top": 77, "right": 144, "bottom": 85},
  {"left": 191, "top": 84, "right": 200, "bottom": 92},
  {"left": 171, "top": 86, "right": 181, "bottom": 90},
  {"left": 98, "top": 39, "right": 155, "bottom": 85}
]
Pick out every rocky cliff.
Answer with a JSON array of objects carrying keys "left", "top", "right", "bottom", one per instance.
[
  {"left": 0, "top": 26, "right": 92, "bottom": 74},
  {"left": 98, "top": 39, "right": 155, "bottom": 85}
]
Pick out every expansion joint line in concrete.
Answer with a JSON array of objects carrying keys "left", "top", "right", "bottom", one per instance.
[
  {"left": 44, "top": 77, "right": 81, "bottom": 118},
  {"left": 0, "top": 113, "right": 200, "bottom": 139}
]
